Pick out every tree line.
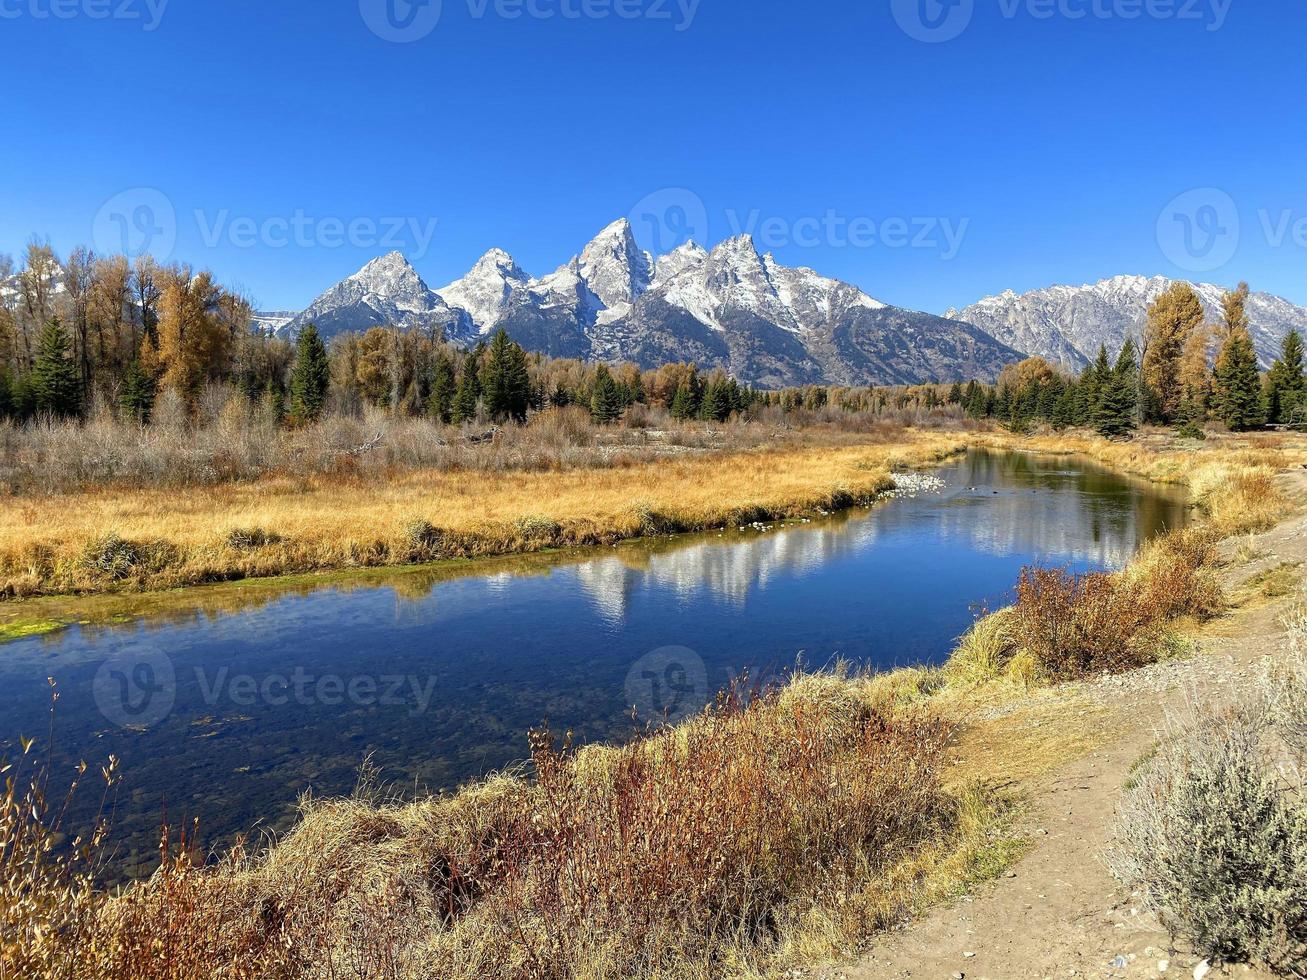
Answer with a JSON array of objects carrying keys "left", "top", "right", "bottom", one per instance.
[
  {"left": 2, "top": 242, "right": 1302, "bottom": 434},
  {"left": 957, "top": 282, "right": 1306, "bottom": 438}
]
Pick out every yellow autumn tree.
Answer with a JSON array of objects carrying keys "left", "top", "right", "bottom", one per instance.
[
  {"left": 1177, "top": 318, "right": 1213, "bottom": 413},
  {"left": 154, "top": 267, "right": 230, "bottom": 399},
  {"left": 1141, "top": 282, "right": 1205, "bottom": 423}
]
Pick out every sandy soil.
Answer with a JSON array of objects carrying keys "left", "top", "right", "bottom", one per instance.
[{"left": 829, "top": 472, "right": 1307, "bottom": 980}]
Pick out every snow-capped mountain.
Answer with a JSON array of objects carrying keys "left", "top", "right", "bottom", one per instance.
[
  {"left": 948, "top": 275, "right": 1307, "bottom": 371},
  {"left": 270, "top": 219, "right": 1021, "bottom": 386},
  {"left": 250, "top": 310, "right": 296, "bottom": 335},
  {"left": 283, "top": 251, "right": 471, "bottom": 341}
]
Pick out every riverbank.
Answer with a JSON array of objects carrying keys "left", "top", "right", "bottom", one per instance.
[
  {"left": 838, "top": 465, "right": 1307, "bottom": 980},
  {"left": 0, "top": 431, "right": 967, "bottom": 600},
  {"left": 7, "top": 430, "right": 1306, "bottom": 979}
]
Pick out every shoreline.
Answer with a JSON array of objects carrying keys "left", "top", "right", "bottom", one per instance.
[
  {"left": 0, "top": 436, "right": 1189, "bottom": 644},
  {"left": 0, "top": 435, "right": 969, "bottom": 603}
]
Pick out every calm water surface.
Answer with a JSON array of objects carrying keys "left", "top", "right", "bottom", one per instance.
[{"left": 0, "top": 449, "right": 1190, "bottom": 878}]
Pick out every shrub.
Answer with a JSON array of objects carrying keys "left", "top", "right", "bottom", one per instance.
[
  {"left": 224, "top": 527, "right": 281, "bottom": 550},
  {"left": 514, "top": 514, "right": 562, "bottom": 541},
  {"left": 1122, "top": 528, "right": 1223, "bottom": 622},
  {"left": 400, "top": 518, "right": 443, "bottom": 561},
  {"left": 1265, "top": 608, "right": 1307, "bottom": 759},
  {"left": 1011, "top": 568, "right": 1159, "bottom": 678},
  {"left": 1011, "top": 529, "right": 1221, "bottom": 680},
  {"left": 1109, "top": 707, "right": 1307, "bottom": 976},
  {"left": 80, "top": 533, "right": 142, "bottom": 581}
]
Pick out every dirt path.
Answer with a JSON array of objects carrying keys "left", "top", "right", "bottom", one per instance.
[{"left": 833, "top": 474, "right": 1307, "bottom": 980}]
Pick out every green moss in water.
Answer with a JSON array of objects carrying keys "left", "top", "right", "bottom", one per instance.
[{"left": 0, "top": 619, "right": 68, "bottom": 643}]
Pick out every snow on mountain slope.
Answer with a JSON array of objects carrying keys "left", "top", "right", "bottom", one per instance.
[
  {"left": 433, "top": 248, "right": 528, "bottom": 335},
  {"left": 281, "top": 251, "right": 469, "bottom": 341},
  {"left": 251, "top": 310, "right": 296, "bottom": 334},
  {"left": 265, "top": 220, "right": 1022, "bottom": 386},
  {"left": 949, "top": 275, "right": 1307, "bottom": 370}
]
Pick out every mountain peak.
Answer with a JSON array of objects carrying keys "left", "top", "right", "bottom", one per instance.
[
  {"left": 353, "top": 251, "right": 418, "bottom": 279},
  {"left": 575, "top": 218, "right": 652, "bottom": 310},
  {"left": 435, "top": 248, "right": 529, "bottom": 334}
]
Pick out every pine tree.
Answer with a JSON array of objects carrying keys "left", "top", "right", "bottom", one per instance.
[
  {"left": 1142, "top": 283, "right": 1204, "bottom": 423},
  {"left": 451, "top": 353, "right": 480, "bottom": 424},
  {"left": 0, "top": 367, "right": 11, "bottom": 420},
  {"left": 288, "top": 323, "right": 331, "bottom": 424},
  {"left": 9, "top": 374, "right": 35, "bottom": 422},
  {"left": 1212, "top": 327, "right": 1265, "bottom": 431},
  {"left": 700, "top": 378, "right": 733, "bottom": 422},
  {"left": 481, "top": 329, "right": 531, "bottom": 423},
  {"left": 1095, "top": 340, "right": 1139, "bottom": 439},
  {"left": 1264, "top": 329, "right": 1305, "bottom": 425},
  {"left": 590, "top": 364, "right": 622, "bottom": 424},
  {"left": 32, "top": 318, "right": 82, "bottom": 418},
  {"left": 670, "top": 377, "right": 699, "bottom": 421},
  {"left": 426, "top": 352, "right": 457, "bottom": 423},
  {"left": 119, "top": 359, "right": 157, "bottom": 423},
  {"left": 1174, "top": 394, "right": 1207, "bottom": 440},
  {"left": 1080, "top": 345, "right": 1112, "bottom": 424}
]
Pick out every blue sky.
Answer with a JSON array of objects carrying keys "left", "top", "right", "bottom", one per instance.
[{"left": 1, "top": 0, "right": 1303, "bottom": 314}]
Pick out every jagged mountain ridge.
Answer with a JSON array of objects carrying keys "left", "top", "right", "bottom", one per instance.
[
  {"left": 948, "top": 275, "right": 1307, "bottom": 371},
  {"left": 282, "top": 251, "right": 472, "bottom": 341},
  {"left": 271, "top": 219, "right": 1020, "bottom": 387}
]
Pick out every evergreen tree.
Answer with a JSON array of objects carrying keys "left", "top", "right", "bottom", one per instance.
[
  {"left": 700, "top": 378, "right": 733, "bottom": 422},
  {"left": 0, "top": 367, "right": 11, "bottom": 420},
  {"left": 32, "top": 318, "right": 82, "bottom": 418},
  {"left": 1264, "top": 328, "right": 1305, "bottom": 425},
  {"left": 119, "top": 359, "right": 157, "bottom": 423},
  {"left": 426, "top": 351, "right": 457, "bottom": 423},
  {"left": 947, "top": 381, "right": 963, "bottom": 404},
  {"left": 451, "top": 353, "right": 480, "bottom": 424},
  {"left": 550, "top": 383, "right": 571, "bottom": 408},
  {"left": 1174, "top": 394, "right": 1207, "bottom": 440},
  {"left": 1052, "top": 386, "right": 1077, "bottom": 430},
  {"left": 1095, "top": 340, "right": 1139, "bottom": 438},
  {"left": 481, "top": 329, "right": 531, "bottom": 423},
  {"left": 260, "top": 375, "right": 287, "bottom": 426},
  {"left": 1080, "top": 345, "right": 1112, "bottom": 424},
  {"left": 590, "top": 364, "right": 623, "bottom": 424},
  {"left": 9, "top": 374, "right": 35, "bottom": 422},
  {"left": 670, "top": 373, "right": 701, "bottom": 421},
  {"left": 1212, "top": 327, "right": 1265, "bottom": 431},
  {"left": 288, "top": 323, "right": 331, "bottom": 424}
]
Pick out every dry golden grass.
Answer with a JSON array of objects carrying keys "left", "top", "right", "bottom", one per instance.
[{"left": 0, "top": 435, "right": 966, "bottom": 597}]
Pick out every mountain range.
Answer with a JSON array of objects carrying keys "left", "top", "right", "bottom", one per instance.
[
  {"left": 948, "top": 276, "right": 1307, "bottom": 372},
  {"left": 263, "top": 220, "right": 1307, "bottom": 387},
  {"left": 272, "top": 219, "right": 1019, "bottom": 387}
]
